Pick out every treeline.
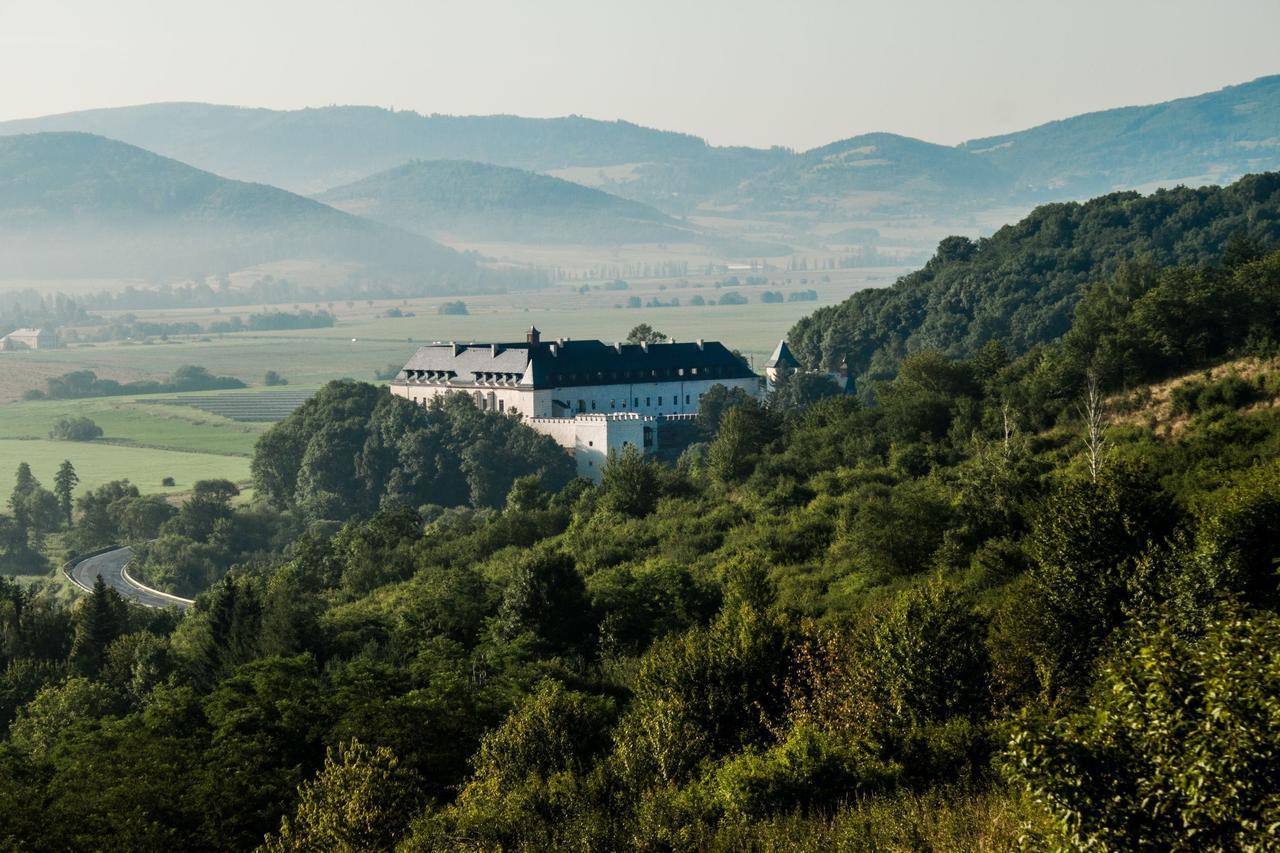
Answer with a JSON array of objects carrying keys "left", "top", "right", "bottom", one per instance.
[
  {"left": 24, "top": 366, "right": 246, "bottom": 401},
  {"left": 790, "top": 172, "right": 1280, "bottom": 378}
]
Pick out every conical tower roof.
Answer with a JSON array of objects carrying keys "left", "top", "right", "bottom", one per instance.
[{"left": 765, "top": 339, "right": 800, "bottom": 369}]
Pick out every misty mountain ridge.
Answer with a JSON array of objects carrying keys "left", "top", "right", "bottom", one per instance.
[
  {"left": 0, "top": 132, "right": 480, "bottom": 282},
  {"left": 316, "top": 159, "right": 701, "bottom": 245},
  {"left": 3, "top": 75, "right": 1277, "bottom": 223}
]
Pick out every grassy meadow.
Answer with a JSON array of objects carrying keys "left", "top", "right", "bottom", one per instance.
[{"left": 0, "top": 392, "right": 273, "bottom": 497}]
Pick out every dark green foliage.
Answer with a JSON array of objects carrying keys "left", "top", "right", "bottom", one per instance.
[
  {"left": 252, "top": 381, "right": 575, "bottom": 520},
  {"left": 791, "top": 173, "right": 1280, "bottom": 379},
  {"left": 33, "top": 365, "right": 246, "bottom": 400},
  {"left": 1024, "top": 465, "right": 1178, "bottom": 698},
  {"left": 53, "top": 460, "right": 77, "bottom": 528},
  {"left": 69, "top": 577, "right": 129, "bottom": 677},
  {"left": 48, "top": 415, "right": 102, "bottom": 441},
  {"left": 495, "top": 547, "right": 595, "bottom": 654},
  {"left": 1170, "top": 374, "right": 1261, "bottom": 416},
  {"left": 599, "top": 444, "right": 661, "bottom": 517},
  {"left": 1007, "top": 607, "right": 1280, "bottom": 851},
  {"left": 626, "top": 323, "right": 669, "bottom": 344}
]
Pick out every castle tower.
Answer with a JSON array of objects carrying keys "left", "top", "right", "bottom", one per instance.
[{"left": 764, "top": 339, "right": 800, "bottom": 389}]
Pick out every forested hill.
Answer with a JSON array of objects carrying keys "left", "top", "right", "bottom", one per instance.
[
  {"left": 0, "top": 132, "right": 486, "bottom": 283},
  {"left": 788, "top": 172, "right": 1280, "bottom": 378},
  {"left": 316, "top": 159, "right": 704, "bottom": 245}
]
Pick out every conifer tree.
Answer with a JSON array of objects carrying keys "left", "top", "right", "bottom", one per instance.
[
  {"left": 69, "top": 576, "right": 128, "bottom": 676},
  {"left": 53, "top": 460, "right": 78, "bottom": 529}
]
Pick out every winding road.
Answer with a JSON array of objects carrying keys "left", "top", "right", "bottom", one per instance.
[{"left": 68, "top": 546, "right": 194, "bottom": 610}]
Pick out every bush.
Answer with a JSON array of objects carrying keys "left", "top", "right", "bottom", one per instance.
[
  {"left": 718, "top": 292, "right": 748, "bottom": 306},
  {"left": 1006, "top": 607, "right": 1280, "bottom": 850},
  {"left": 49, "top": 416, "right": 103, "bottom": 441},
  {"left": 1169, "top": 374, "right": 1260, "bottom": 416},
  {"left": 263, "top": 370, "right": 288, "bottom": 387},
  {"left": 438, "top": 301, "right": 469, "bottom": 316}
]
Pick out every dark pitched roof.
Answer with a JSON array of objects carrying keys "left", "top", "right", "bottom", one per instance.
[
  {"left": 765, "top": 339, "right": 799, "bottom": 369},
  {"left": 397, "top": 337, "right": 756, "bottom": 388}
]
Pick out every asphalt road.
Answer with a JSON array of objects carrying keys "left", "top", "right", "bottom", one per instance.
[{"left": 70, "top": 546, "right": 193, "bottom": 610}]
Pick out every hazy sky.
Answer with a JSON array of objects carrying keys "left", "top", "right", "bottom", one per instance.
[{"left": 1, "top": 0, "right": 1277, "bottom": 150}]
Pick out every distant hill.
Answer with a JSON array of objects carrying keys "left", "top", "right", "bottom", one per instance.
[
  {"left": 729, "top": 133, "right": 1011, "bottom": 215},
  {"left": 0, "top": 103, "right": 740, "bottom": 198},
  {"left": 788, "top": 172, "right": 1280, "bottom": 379},
  {"left": 316, "top": 159, "right": 705, "bottom": 245},
  {"left": 3, "top": 76, "right": 1278, "bottom": 226},
  {"left": 0, "top": 132, "right": 480, "bottom": 282},
  {"left": 961, "top": 74, "right": 1280, "bottom": 199}
]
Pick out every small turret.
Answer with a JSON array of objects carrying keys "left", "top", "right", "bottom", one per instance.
[
  {"left": 764, "top": 339, "right": 800, "bottom": 388},
  {"left": 527, "top": 326, "right": 541, "bottom": 345}
]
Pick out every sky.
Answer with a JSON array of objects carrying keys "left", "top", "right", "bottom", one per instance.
[{"left": 1, "top": 0, "right": 1277, "bottom": 151}]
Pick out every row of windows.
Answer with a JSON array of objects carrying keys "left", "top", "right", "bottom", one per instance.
[
  {"left": 576, "top": 394, "right": 694, "bottom": 413},
  {"left": 552, "top": 365, "right": 730, "bottom": 385}
]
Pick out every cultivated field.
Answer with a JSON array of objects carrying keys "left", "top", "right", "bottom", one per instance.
[
  {"left": 0, "top": 392, "right": 274, "bottom": 497},
  {"left": 0, "top": 439, "right": 252, "bottom": 497}
]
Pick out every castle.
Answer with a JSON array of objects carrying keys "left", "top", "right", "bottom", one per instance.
[{"left": 389, "top": 327, "right": 762, "bottom": 479}]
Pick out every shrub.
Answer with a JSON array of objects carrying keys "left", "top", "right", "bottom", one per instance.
[
  {"left": 263, "top": 370, "right": 288, "bottom": 386},
  {"left": 49, "top": 416, "right": 103, "bottom": 441},
  {"left": 1169, "top": 374, "right": 1260, "bottom": 416}
]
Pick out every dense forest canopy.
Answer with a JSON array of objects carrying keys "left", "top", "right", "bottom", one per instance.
[
  {"left": 1, "top": 181, "right": 1279, "bottom": 848},
  {"left": 789, "top": 172, "right": 1280, "bottom": 381}
]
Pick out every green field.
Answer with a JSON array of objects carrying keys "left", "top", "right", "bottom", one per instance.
[
  {"left": 0, "top": 392, "right": 276, "bottom": 497},
  {"left": 0, "top": 439, "right": 252, "bottom": 497}
]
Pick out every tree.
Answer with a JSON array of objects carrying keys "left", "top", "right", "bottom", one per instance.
[
  {"left": 263, "top": 370, "right": 288, "bottom": 387},
  {"left": 625, "top": 324, "right": 668, "bottom": 344},
  {"left": 1077, "top": 368, "right": 1107, "bottom": 481},
  {"left": 768, "top": 371, "right": 841, "bottom": 413},
  {"left": 697, "top": 383, "right": 758, "bottom": 436},
  {"left": 54, "top": 460, "right": 78, "bottom": 528},
  {"left": 1024, "top": 465, "right": 1177, "bottom": 697},
  {"left": 495, "top": 547, "right": 595, "bottom": 654},
  {"left": 69, "top": 576, "right": 129, "bottom": 676},
  {"left": 1007, "top": 607, "right": 1280, "bottom": 850},
  {"left": 8, "top": 463, "right": 59, "bottom": 550},
  {"left": 49, "top": 416, "right": 103, "bottom": 442},
  {"left": 706, "top": 404, "right": 779, "bottom": 485},
  {"left": 262, "top": 740, "right": 421, "bottom": 853},
  {"left": 599, "top": 445, "right": 660, "bottom": 517}
]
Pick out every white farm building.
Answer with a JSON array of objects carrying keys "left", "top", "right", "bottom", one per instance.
[{"left": 389, "top": 327, "right": 763, "bottom": 480}]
